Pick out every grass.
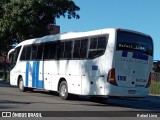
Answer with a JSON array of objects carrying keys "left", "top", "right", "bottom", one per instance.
[{"left": 150, "top": 80, "right": 160, "bottom": 94}]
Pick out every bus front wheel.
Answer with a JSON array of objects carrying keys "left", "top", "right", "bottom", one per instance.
[
  {"left": 59, "top": 81, "right": 69, "bottom": 100},
  {"left": 18, "top": 77, "right": 26, "bottom": 92}
]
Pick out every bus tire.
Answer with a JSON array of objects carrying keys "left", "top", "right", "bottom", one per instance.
[
  {"left": 18, "top": 77, "right": 26, "bottom": 92},
  {"left": 59, "top": 81, "right": 69, "bottom": 100}
]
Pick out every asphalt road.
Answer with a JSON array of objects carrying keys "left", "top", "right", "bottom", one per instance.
[{"left": 0, "top": 83, "right": 160, "bottom": 120}]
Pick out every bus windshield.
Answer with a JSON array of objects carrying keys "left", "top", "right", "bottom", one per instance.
[
  {"left": 8, "top": 46, "right": 21, "bottom": 68},
  {"left": 116, "top": 31, "right": 153, "bottom": 56}
]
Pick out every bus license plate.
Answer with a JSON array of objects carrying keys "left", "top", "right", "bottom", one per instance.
[{"left": 128, "top": 90, "right": 136, "bottom": 94}]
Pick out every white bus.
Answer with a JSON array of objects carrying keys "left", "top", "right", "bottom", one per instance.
[{"left": 8, "top": 28, "right": 153, "bottom": 100}]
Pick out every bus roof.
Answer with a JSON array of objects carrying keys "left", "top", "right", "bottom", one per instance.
[
  {"left": 15, "top": 28, "right": 151, "bottom": 48},
  {"left": 15, "top": 28, "right": 116, "bottom": 47}
]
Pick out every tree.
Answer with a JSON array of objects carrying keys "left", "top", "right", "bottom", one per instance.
[
  {"left": 0, "top": 0, "right": 80, "bottom": 40},
  {"left": 0, "top": 0, "right": 80, "bottom": 79}
]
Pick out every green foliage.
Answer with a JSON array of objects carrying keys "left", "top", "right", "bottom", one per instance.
[
  {"left": 0, "top": 0, "right": 80, "bottom": 52},
  {"left": 150, "top": 80, "right": 160, "bottom": 94},
  {"left": 0, "top": 0, "right": 80, "bottom": 80}
]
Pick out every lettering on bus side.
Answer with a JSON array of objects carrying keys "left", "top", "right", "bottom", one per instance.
[
  {"left": 118, "top": 75, "right": 127, "bottom": 81},
  {"left": 92, "top": 65, "right": 98, "bottom": 70}
]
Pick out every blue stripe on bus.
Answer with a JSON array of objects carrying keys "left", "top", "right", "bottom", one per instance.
[
  {"left": 35, "top": 62, "right": 38, "bottom": 88},
  {"left": 122, "top": 51, "right": 128, "bottom": 57},
  {"left": 122, "top": 51, "right": 148, "bottom": 61},
  {"left": 132, "top": 52, "right": 148, "bottom": 60},
  {"left": 32, "top": 62, "right": 36, "bottom": 88},
  {"left": 35, "top": 61, "right": 43, "bottom": 88},
  {"left": 25, "top": 61, "right": 44, "bottom": 89},
  {"left": 33, "top": 61, "right": 44, "bottom": 88},
  {"left": 25, "top": 61, "right": 29, "bottom": 87}
]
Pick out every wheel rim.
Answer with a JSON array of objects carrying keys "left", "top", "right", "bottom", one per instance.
[{"left": 60, "top": 84, "right": 67, "bottom": 97}]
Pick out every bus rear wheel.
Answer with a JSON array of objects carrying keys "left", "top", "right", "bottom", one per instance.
[
  {"left": 59, "top": 81, "right": 69, "bottom": 100},
  {"left": 18, "top": 77, "right": 26, "bottom": 92}
]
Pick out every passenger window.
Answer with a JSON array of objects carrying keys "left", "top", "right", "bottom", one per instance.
[
  {"left": 64, "top": 41, "right": 72, "bottom": 59},
  {"left": 90, "top": 38, "right": 97, "bottom": 49},
  {"left": 49, "top": 42, "right": 57, "bottom": 59},
  {"left": 43, "top": 43, "right": 50, "bottom": 59},
  {"left": 98, "top": 37, "right": 107, "bottom": 49},
  {"left": 20, "top": 46, "right": 27, "bottom": 60},
  {"left": 15, "top": 47, "right": 21, "bottom": 61},
  {"left": 26, "top": 46, "right": 31, "bottom": 60},
  {"left": 88, "top": 35, "right": 107, "bottom": 59},
  {"left": 57, "top": 42, "right": 64, "bottom": 59},
  {"left": 73, "top": 40, "right": 81, "bottom": 58},
  {"left": 31, "top": 45, "right": 37, "bottom": 60},
  {"left": 80, "top": 39, "right": 88, "bottom": 58},
  {"left": 37, "top": 44, "right": 43, "bottom": 60}
]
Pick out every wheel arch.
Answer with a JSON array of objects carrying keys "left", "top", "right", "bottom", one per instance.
[
  {"left": 17, "top": 75, "right": 23, "bottom": 86},
  {"left": 57, "top": 77, "right": 67, "bottom": 91}
]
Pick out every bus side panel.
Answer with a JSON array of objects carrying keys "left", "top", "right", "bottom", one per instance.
[
  {"left": 81, "top": 54, "right": 113, "bottom": 95},
  {"left": 44, "top": 61, "right": 52, "bottom": 90},
  {"left": 43, "top": 60, "right": 82, "bottom": 95},
  {"left": 62, "top": 60, "right": 82, "bottom": 95}
]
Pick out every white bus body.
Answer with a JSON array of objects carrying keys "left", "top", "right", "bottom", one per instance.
[{"left": 8, "top": 28, "right": 153, "bottom": 99}]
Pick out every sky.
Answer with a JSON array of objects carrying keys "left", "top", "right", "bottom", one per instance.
[{"left": 57, "top": 0, "right": 160, "bottom": 60}]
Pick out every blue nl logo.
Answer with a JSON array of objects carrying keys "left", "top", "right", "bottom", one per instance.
[
  {"left": 118, "top": 75, "right": 127, "bottom": 81},
  {"left": 26, "top": 61, "right": 44, "bottom": 88},
  {"left": 122, "top": 51, "right": 148, "bottom": 61}
]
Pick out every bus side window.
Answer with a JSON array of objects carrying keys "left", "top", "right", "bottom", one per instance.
[
  {"left": 80, "top": 39, "right": 88, "bottom": 58},
  {"left": 37, "top": 44, "right": 43, "bottom": 60},
  {"left": 73, "top": 40, "right": 81, "bottom": 59},
  {"left": 26, "top": 46, "right": 32, "bottom": 60},
  {"left": 88, "top": 36, "right": 107, "bottom": 59},
  {"left": 49, "top": 42, "right": 57, "bottom": 59},
  {"left": 43, "top": 43, "right": 50, "bottom": 59},
  {"left": 20, "top": 46, "right": 27, "bottom": 60},
  {"left": 64, "top": 41, "right": 72, "bottom": 59},
  {"left": 90, "top": 38, "right": 97, "bottom": 49},
  {"left": 98, "top": 36, "right": 107, "bottom": 49},
  {"left": 57, "top": 42, "right": 65, "bottom": 59},
  {"left": 13, "top": 46, "right": 21, "bottom": 64},
  {"left": 31, "top": 45, "right": 37, "bottom": 60}
]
